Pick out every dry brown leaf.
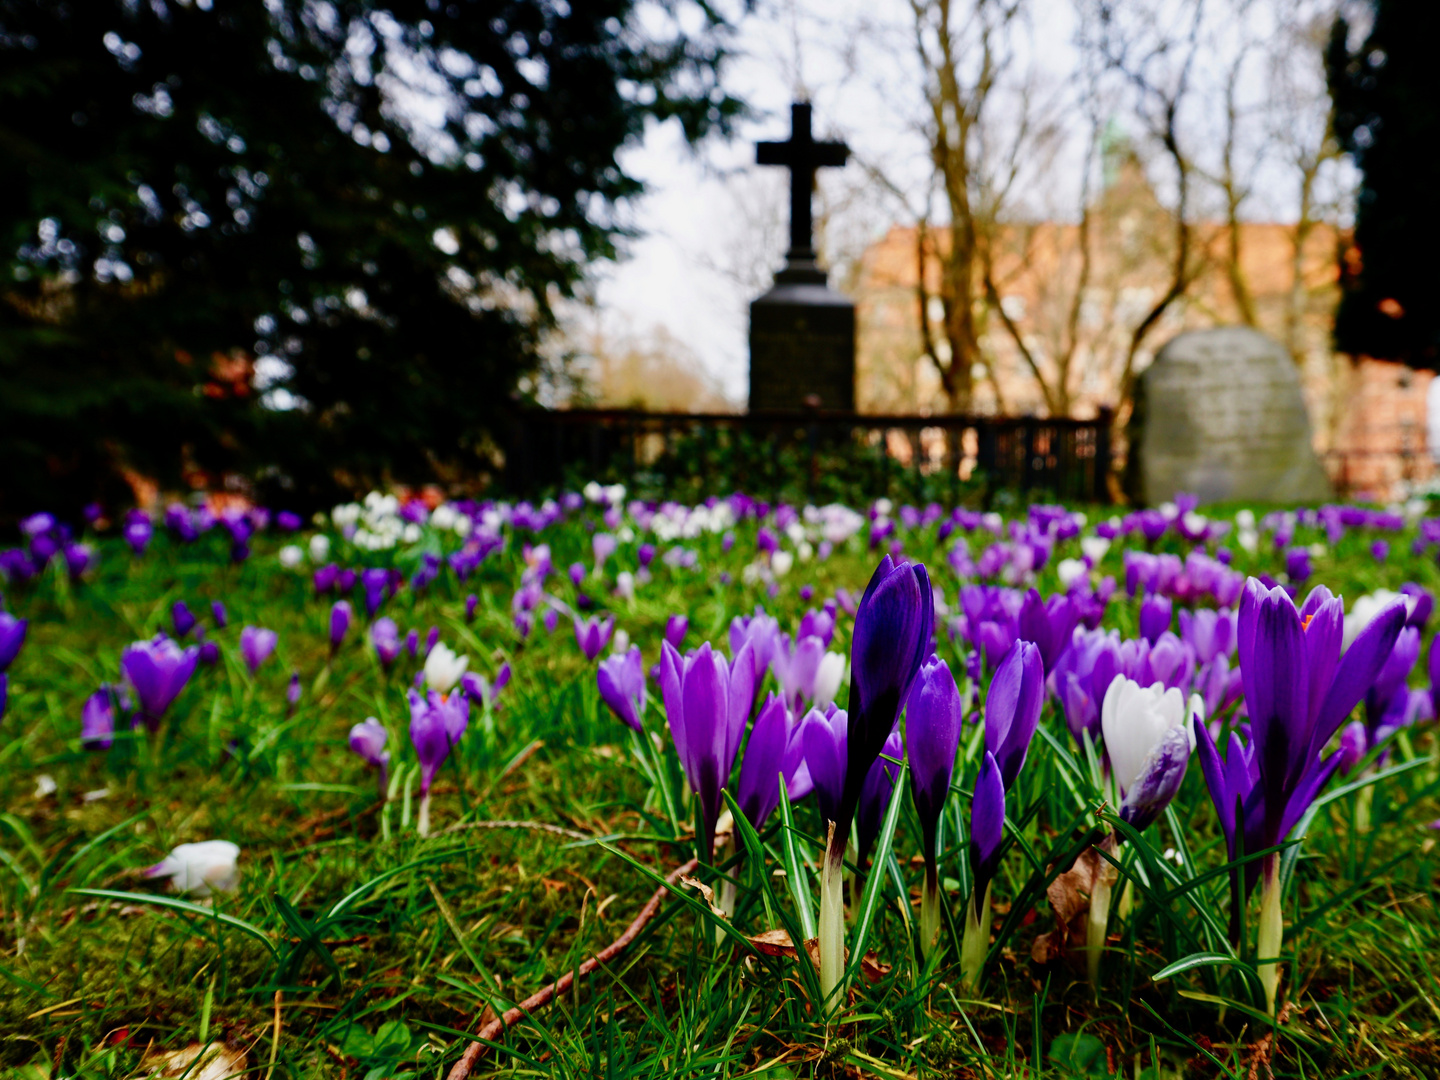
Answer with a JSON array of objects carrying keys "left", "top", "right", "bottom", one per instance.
[
  {"left": 680, "top": 875, "right": 727, "bottom": 919},
  {"left": 1032, "top": 846, "right": 1111, "bottom": 965},
  {"left": 140, "top": 1044, "right": 248, "bottom": 1080},
  {"left": 748, "top": 928, "right": 797, "bottom": 956},
  {"left": 860, "top": 951, "right": 892, "bottom": 984}
]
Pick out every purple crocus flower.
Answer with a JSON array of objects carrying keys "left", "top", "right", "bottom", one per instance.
[
  {"left": 543, "top": 608, "right": 560, "bottom": 634},
  {"left": 465, "top": 594, "right": 478, "bottom": 622},
  {"left": 771, "top": 634, "right": 826, "bottom": 715},
  {"left": 1284, "top": 547, "right": 1312, "bottom": 584},
  {"left": 965, "top": 750, "right": 1006, "bottom": 981},
  {"left": 842, "top": 556, "right": 934, "bottom": 832},
  {"left": 172, "top": 601, "right": 197, "bottom": 639},
  {"left": 1054, "top": 628, "right": 1122, "bottom": 748},
  {"left": 1371, "top": 540, "right": 1390, "bottom": 562},
  {"left": 82, "top": 686, "right": 115, "bottom": 750},
  {"left": 658, "top": 639, "right": 755, "bottom": 859},
  {"left": 574, "top": 615, "right": 615, "bottom": 660},
  {"left": 729, "top": 609, "right": 781, "bottom": 683},
  {"left": 349, "top": 717, "right": 390, "bottom": 788},
  {"left": 314, "top": 564, "right": 339, "bottom": 595},
  {"left": 404, "top": 628, "right": 420, "bottom": 658},
  {"left": 1179, "top": 608, "right": 1235, "bottom": 664},
  {"left": 361, "top": 567, "right": 388, "bottom": 616},
  {"left": 287, "top": 670, "right": 302, "bottom": 708},
  {"left": 568, "top": 562, "right": 586, "bottom": 587},
  {"left": 798, "top": 607, "right": 837, "bottom": 648},
  {"left": 120, "top": 636, "right": 200, "bottom": 730},
  {"left": 239, "top": 626, "right": 278, "bottom": 674},
  {"left": 735, "top": 693, "right": 804, "bottom": 830},
  {"left": 1401, "top": 583, "right": 1434, "bottom": 629},
  {"left": 211, "top": 601, "right": 228, "bottom": 629},
  {"left": 593, "top": 532, "right": 617, "bottom": 575},
  {"left": 124, "top": 513, "right": 152, "bottom": 554},
  {"left": 329, "top": 601, "right": 353, "bottom": 654},
  {"left": 371, "top": 618, "right": 401, "bottom": 669},
  {"left": 984, "top": 641, "right": 1044, "bottom": 791},
  {"left": 1138, "top": 594, "right": 1173, "bottom": 645},
  {"left": 801, "top": 704, "right": 849, "bottom": 828},
  {"left": 63, "top": 542, "right": 94, "bottom": 580},
  {"left": 408, "top": 687, "right": 469, "bottom": 834},
  {"left": 906, "top": 655, "right": 963, "bottom": 955},
  {"left": 597, "top": 646, "right": 647, "bottom": 732},
  {"left": 199, "top": 639, "right": 220, "bottom": 666},
  {"left": 1193, "top": 578, "right": 1405, "bottom": 1015},
  {"left": 1016, "top": 589, "right": 1079, "bottom": 672},
  {"left": 664, "top": 615, "right": 690, "bottom": 649},
  {"left": 855, "top": 730, "right": 903, "bottom": 869},
  {"left": 0, "top": 612, "right": 27, "bottom": 671}
]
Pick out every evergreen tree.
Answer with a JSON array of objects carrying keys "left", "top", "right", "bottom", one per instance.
[
  {"left": 0, "top": 0, "right": 740, "bottom": 515},
  {"left": 1328, "top": 1, "right": 1440, "bottom": 366}
]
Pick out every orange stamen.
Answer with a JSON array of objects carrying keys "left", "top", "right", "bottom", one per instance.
[{"left": 1300, "top": 614, "right": 1313, "bottom": 631}]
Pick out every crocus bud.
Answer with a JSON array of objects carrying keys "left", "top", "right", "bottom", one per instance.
[
  {"left": 287, "top": 670, "right": 302, "bottom": 707},
  {"left": 664, "top": 615, "right": 689, "bottom": 649},
  {"left": 574, "top": 615, "right": 615, "bottom": 660},
  {"left": 907, "top": 656, "right": 963, "bottom": 864},
  {"left": 597, "top": 646, "right": 646, "bottom": 732},
  {"left": 1138, "top": 594, "right": 1173, "bottom": 645},
  {"left": 813, "top": 652, "right": 846, "bottom": 708},
  {"left": 1100, "top": 677, "right": 1198, "bottom": 819},
  {"left": 371, "top": 617, "right": 401, "bottom": 669},
  {"left": 329, "top": 601, "right": 353, "bottom": 653},
  {"left": 0, "top": 612, "right": 28, "bottom": 672},
  {"left": 1017, "top": 589, "right": 1079, "bottom": 672},
  {"left": 349, "top": 717, "right": 390, "bottom": 784},
  {"left": 465, "top": 594, "right": 478, "bottom": 622},
  {"left": 425, "top": 626, "right": 440, "bottom": 657},
  {"left": 408, "top": 688, "right": 469, "bottom": 794},
  {"left": 984, "top": 641, "right": 1044, "bottom": 791},
  {"left": 171, "top": 601, "right": 196, "bottom": 639},
  {"left": 144, "top": 840, "right": 240, "bottom": 897},
  {"left": 856, "top": 730, "right": 903, "bottom": 868},
  {"left": 1338, "top": 719, "right": 1367, "bottom": 776},
  {"left": 968, "top": 751, "right": 1006, "bottom": 910},
  {"left": 800, "top": 704, "right": 848, "bottom": 828},
  {"left": 121, "top": 636, "right": 199, "bottom": 730},
  {"left": 735, "top": 694, "right": 804, "bottom": 830},
  {"left": 424, "top": 643, "right": 468, "bottom": 695},
  {"left": 211, "top": 601, "right": 228, "bottom": 628},
  {"left": 240, "top": 626, "right": 278, "bottom": 674},
  {"left": 82, "top": 686, "right": 116, "bottom": 750},
  {"left": 199, "top": 640, "right": 220, "bottom": 666}
]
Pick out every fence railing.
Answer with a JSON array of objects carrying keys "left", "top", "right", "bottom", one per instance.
[{"left": 505, "top": 408, "right": 1114, "bottom": 504}]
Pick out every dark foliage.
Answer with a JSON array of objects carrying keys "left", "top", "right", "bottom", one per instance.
[
  {"left": 1328, "top": 1, "right": 1440, "bottom": 367},
  {"left": 0, "top": 0, "right": 741, "bottom": 518}
]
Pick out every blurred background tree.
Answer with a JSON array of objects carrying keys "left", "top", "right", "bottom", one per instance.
[
  {"left": 0, "top": 0, "right": 741, "bottom": 516},
  {"left": 1328, "top": 0, "right": 1440, "bottom": 368}
]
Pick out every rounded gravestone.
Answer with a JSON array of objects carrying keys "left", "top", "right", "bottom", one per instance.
[{"left": 1125, "top": 327, "right": 1331, "bottom": 506}]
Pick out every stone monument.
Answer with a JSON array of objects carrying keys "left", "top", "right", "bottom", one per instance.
[
  {"left": 749, "top": 103, "right": 854, "bottom": 412},
  {"left": 1126, "top": 326, "right": 1332, "bottom": 505}
]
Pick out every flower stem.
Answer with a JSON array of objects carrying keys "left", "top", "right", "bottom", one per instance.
[
  {"left": 960, "top": 884, "right": 991, "bottom": 989},
  {"left": 817, "top": 820, "right": 846, "bottom": 1009},
  {"left": 716, "top": 834, "right": 737, "bottom": 946},
  {"left": 1257, "top": 854, "right": 1283, "bottom": 1017},
  {"left": 919, "top": 862, "right": 942, "bottom": 961},
  {"left": 417, "top": 792, "right": 431, "bottom": 837},
  {"left": 1086, "top": 870, "right": 1114, "bottom": 989}
]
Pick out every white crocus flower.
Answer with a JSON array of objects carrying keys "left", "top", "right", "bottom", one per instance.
[
  {"left": 308, "top": 534, "right": 331, "bottom": 562},
  {"left": 424, "top": 643, "right": 469, "bottom": 694},
  {"left": 813, "top": 653, "right": 846, "bottom": 708},
  {"left": 1080, "top": 536, "right": 1110, "bottom": 564},
  {"left": 1345, "top": 589, "right": 1402, "bottom": 650},
  {"left": 146, "top": 840, "right": 240, "bottom": 897},
  {"left": 771, "top": 550, "right": 794, "bottom": 576},
  {"left": 278, "top": 544, "right": 303, "bottom": 569},
  {"left": 1101, "top": 678, "right": 1199, "bottom": 797},
  {"left": 615, "top": 570, "right": 636, "bottom": 600},
  {"left": 1056, "top": 558, "right": 1088, "bottom": 589},
  {"left": 611, "top": 629, "right": 630, "bottom": 655}
]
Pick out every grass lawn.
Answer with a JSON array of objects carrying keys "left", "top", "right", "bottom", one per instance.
[{"left": 2, "top": 496, "right": 1439, "bottom": 1078}]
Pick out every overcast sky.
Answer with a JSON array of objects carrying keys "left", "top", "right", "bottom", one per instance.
[{"left": 587, "top": 0, "right": 1348, "bottom": 404}]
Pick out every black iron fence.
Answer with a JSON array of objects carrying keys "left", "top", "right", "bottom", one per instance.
[{"left": 505, "top": 408, "right": 1113, "bottom": 505}]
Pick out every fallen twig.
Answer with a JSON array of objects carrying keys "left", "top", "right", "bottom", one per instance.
[
  {"left": 442, "top": 818, "right": 592, "bottom": 842},
  {"left": 444, "top": 856, "right": 700, "bottom": 1080}
]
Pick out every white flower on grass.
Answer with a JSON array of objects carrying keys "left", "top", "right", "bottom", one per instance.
[
  {"left": 34, "top": 774, "right": 56, "bottom": 798},
  {"left": 1235, "top": 508, "right": 1256, "bottom": 530},
  {"left": 1057, "top": 558, "right": 1088, "bottom": 589},
  {"left": 145, "top": 840, "right": 240, "bottom": 897},
  {"left": 424, "top": 643, "right": 469, "bottom": 694},
  {"left": 402, "top": 523, "right": 422, "bottom": 545},
  {"left": 278, "top": 545, "right": 303, "bottom": 569},
  {"left": 611, "top": 629, "right": 630, "bottom": 655},
  {"left": 771, "top": 550, "right": 794, "bottom": 576},
  {"left": 1080, "top": 536, "right": 1110, "bottom": 564},
  {"left": 309, "top": 534, "right": 331, "bottom": 562},
  {"left": 813, "top": 653, "right": 846, "bottom": 708},
  {"left": 431, "top": 505, "right": 457, "bottom": 531}
]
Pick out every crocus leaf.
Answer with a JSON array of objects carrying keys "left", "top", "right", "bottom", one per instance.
[{"left": 842, "top": 762, "right": 908, "bottom": 993}]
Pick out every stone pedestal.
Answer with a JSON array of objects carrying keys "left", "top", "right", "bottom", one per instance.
[
  {"left": 748, "top": 260, "right": 855, "bottom": 412},
  {"left": 1125, "top": 326, "right": 1332, "bottom": 505}
]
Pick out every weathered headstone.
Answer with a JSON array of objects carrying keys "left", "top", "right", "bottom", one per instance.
[
  {"left": 1126, "top": 327, "right": 1332, "bottom": 505},
  {"left": 749, "top": 104, "right": 854, "bottom": 412}
]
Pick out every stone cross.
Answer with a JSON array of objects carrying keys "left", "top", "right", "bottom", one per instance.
[{"left": 756, "top": 103, "right": 849, "bottom": 263}]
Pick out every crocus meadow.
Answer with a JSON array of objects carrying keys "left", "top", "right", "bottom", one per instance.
[{"left": 2, "top": 487, "right": 1439, "bottom": 1073}]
